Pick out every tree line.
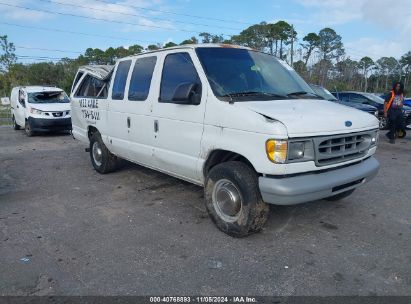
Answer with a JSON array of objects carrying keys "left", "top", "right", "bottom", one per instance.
[{"left": 1, "top": 20, "right": 411, "bottom": 96}]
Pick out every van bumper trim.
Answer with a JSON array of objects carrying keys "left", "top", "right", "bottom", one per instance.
[{"left": 259, "top": 157, "right": 379, "bottom": 205}]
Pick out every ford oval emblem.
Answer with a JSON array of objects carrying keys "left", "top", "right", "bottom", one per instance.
[{"left": 345, "top": 121, "right": 352, "bottom": 127}]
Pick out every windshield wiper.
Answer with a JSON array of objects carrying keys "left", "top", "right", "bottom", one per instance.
[
  {"left": 287, "top": 91, "right": 324, "bottom": 99},
  {"left": 221, "top": 91, "right": 288, "bottom": 98}
]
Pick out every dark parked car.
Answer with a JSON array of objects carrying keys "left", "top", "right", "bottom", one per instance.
[
  {"left": 332, "top": 91, "right": 411, "bottom": 130},
  {"left": 310, "top": 85, "right": 379, "bottom": 116}
]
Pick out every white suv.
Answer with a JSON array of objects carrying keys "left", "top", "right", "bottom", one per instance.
[
  {"left": 11, "top": 86, "right": 72, "bottom": 136},
  {"left": 70, "top": 44, "right": 380, "bottom": 237}
]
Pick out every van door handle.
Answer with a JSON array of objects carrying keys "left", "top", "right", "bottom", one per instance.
[
  {"left": 127, "top": 117, "right": 130, "bottom": 128},
  {"left": 154, "top": 120, "right": 159, "bottom": 133},
  {"left": 16, "top": 105, "right": 19, "bottom": 108}
]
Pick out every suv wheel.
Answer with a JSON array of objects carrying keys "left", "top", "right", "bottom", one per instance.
[
  {"left": 89, "top": 132, "right": 118, "bottom": 174},
  {"left": 12, "top": 116, "right": 20, "bottom": 130},
  {"left": 379, "top": 116, "right": 387, "bottom": 130},
  {"left": 25, "top": 121, "right": 34, "bottom": 137},
  {"left": 204, "top": 161, "right": 269, "bottom": 237}
]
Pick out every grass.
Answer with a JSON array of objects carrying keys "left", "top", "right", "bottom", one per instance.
[{"left": 0, "top": 105, "right": 12, "bottom": 126}]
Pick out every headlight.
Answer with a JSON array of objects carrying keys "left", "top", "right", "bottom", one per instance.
[
  {"left": 266, "top": 139, "right": 315, "bottom": 163},
  {"left": 374, "top": 110, "right": 378, "bottom": 117},
  {"left": 371, "top": 130, "right": 379, "bottom": 146},
  {"left": 266, "top": 139, "right": 288, "bottom": 163},
  {"left": 288, "top": 142, "right": 305, "bottom": 160},
  {"left": 30, "top": 108, "right": 43, "bottom": 115}
]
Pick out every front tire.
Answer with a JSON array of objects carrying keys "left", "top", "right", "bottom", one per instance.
[
  {"left": 204, "top": 161, "right": 269, "bottom": 237},
  {"left": 12, "top": 116, "right": 20, "bottom": 130},
  {"left": 89, "top": 132, "right": 118, "bottom": 174},
  {"left": 325, "top": 189, "right": 355, "bottom": 201},
  {"left": 379, "top": 116, "right": 388, "bottom": 130},
  {"left": 25, "top": 121, "right": 34, "bottom": 137}
]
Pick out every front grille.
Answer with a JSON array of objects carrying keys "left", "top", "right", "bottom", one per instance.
[{"left": 314, "top": 132, "right": 373, "bottom": 166}]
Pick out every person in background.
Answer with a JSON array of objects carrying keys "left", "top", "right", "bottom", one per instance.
[{"left": 384, "top": 81, "right": 405, "bottom": 144}]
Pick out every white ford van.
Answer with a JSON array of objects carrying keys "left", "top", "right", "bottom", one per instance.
[
  {"left": 70, "top": 44, "right": 380, "bottom": 237},
  {"left": 11, "top": 86, "right": 72, "bottom": 136}
]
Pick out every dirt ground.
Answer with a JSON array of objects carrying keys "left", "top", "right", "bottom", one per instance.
[{"left": 0, "top": 126, "right": 410, "bottom": 296}]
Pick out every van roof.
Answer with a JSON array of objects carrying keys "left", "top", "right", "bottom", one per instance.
[
  {"left": 16, "top": 86, "right": 63, "bottom": 93},
  {"left": 120, "top": 43, "right": 254, "bottom": 60}
]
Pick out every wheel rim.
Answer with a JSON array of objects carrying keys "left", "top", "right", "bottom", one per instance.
[
  {"left": 92, "top": 141, "right": 103, "bottom": 166},
  {"left": 212, "top": 179, "right": 242, "bottom": 223},
  {"left": 379, "top": 117, "right": 387, "bottom": 129},
  {"left": 25, "top": 123, "right": 30, "bottom": 133}
]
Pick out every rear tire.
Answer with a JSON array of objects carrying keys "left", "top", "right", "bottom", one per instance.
[
  {"left": 12, "top": 116, "right": 20, "bottom": 130},
  {"left": 25, "top": 121, "right": 34, "bottom": 137},
  {"left": 204, "top": 161, "right": 269, "bottom": 237},
  {"left": 397, "top": 129, "right": 406, "bottom": 138},
  {"left": 89, "top": 132, "right": 118, "bottom": 174},
  {"left": 325, "top": 189, "right": 355, "bottom": 201}
]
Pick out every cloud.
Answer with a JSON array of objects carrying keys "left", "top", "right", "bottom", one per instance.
[
  {"left": 345, "top": 38, "right": 405, "bottom": 61},
  {"left": 296, "top": 0, "right": 411, "bottom": 59},
  {"left": 0, "top": 0, "right": 51, "bottom": 22}
]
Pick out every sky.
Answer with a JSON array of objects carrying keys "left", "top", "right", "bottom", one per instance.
[{"left": 0, "top": 0, "right": 410, "bottom": 63}]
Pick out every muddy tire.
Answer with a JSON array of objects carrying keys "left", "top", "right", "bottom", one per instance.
[
  {"left": 89, "top": 132, "right": 118, "bottom": 174},
  {"left": 325, "top": 189, "right": 355, "bottom": 201},
  {"left": 25, "top": 121, "right": 34, "bottom": 137},
  {"left": 204, "top": 161, "right": 269, "bottom": 237},
  {"left": 12, "top": 115, "right": 20, "bottom": 130}
]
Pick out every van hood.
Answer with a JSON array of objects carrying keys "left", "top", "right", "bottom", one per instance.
[
  {"left": 234, "top": 99, "right": 379, "bottom": 137},
  {"left": 28, "top": 102, "right": 71, "bottom": 112}
]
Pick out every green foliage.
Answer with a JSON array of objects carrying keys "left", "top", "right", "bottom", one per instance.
[
  {"left": 301, "top": 32, "right": 320, "bottom": 65},
  {"left": 164, "top": 42, "right": 177, "bottom": 48},
  {"left": 318, "top": 28, "right": 344, "bottom": 61},
  {"left": 2, "top": 22, "right": 411, "bottom": 96}
]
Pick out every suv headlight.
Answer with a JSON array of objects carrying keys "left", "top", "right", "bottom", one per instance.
[
  {"left": 30, "top": 108, "right": 43, "bottom": 115},
  {"left": 374, "top": 110, "right": 378, "bottom": 117},
  {"left": 371, "top": 130, "right": 379, "bottom": 146}
]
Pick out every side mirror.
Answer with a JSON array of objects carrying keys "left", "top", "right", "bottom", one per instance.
[{"left": 172, "top": 82, "right": 201, "bottom": 105}]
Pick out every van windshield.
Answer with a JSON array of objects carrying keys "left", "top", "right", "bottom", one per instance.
[
  {"left": 196, "top": 47, "right": 316, "bottom": 101},
  {"left": 28, "top": 91, "right": 70, "bottom": 104}
]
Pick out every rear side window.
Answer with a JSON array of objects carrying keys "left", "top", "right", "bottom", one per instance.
[
  {"left": 112, "top": 60, "right": 132, "bottom": 100},
  {"left": 337, "top": 93, "right": 349, "bottom": 102},
  {"left": 76, "top": 75, "right": 109, "bottom": 99},
  {"left": 128, "top": 56, "right": 157, "bottom": 101},
  {"left": 72, "top": 71, "right": 84, "bottom": 92},
  {"left": 350, "top": 94, "right": 368, "bottom": 103},
  {"left": 160, "top": 53, "right": 201, "bottom": 103}
]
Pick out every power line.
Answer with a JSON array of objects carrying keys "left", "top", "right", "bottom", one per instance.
[
  {"left": 15, "top": 45, "right": 83, "bottom": 54},
  {"left": 16, "top": 55, "right": 64, "bottom": 61},
  {"left": 0, "top": 22, "right": 160, "bottom": 44},
  {"left": 37, "top": 0, "right": 241, "bottom": 32},
  {"left": 0, "top": 2, "right": 233, "bottom": 37},
  {"left": 90, "top": 0, "right": 253, "bottom": 26}
]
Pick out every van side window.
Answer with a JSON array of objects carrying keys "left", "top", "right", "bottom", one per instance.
[
  {"left": 76, "top": 75, "right": 109, "bottom": 99},
  {"left": 112, "top": 60, "right": 131, "bottom": 100},
  {"left": 72, "top": 72, "right": 84, "bottom": 92},
  {"left": 160, "top": 53, "right": 201, "bottom": 103},
  {"left": 128, "top": 56, "right": 157, "bottom": 101},
  {"left": 18, "top": 90, "right": 26, "bottom": 106}
]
